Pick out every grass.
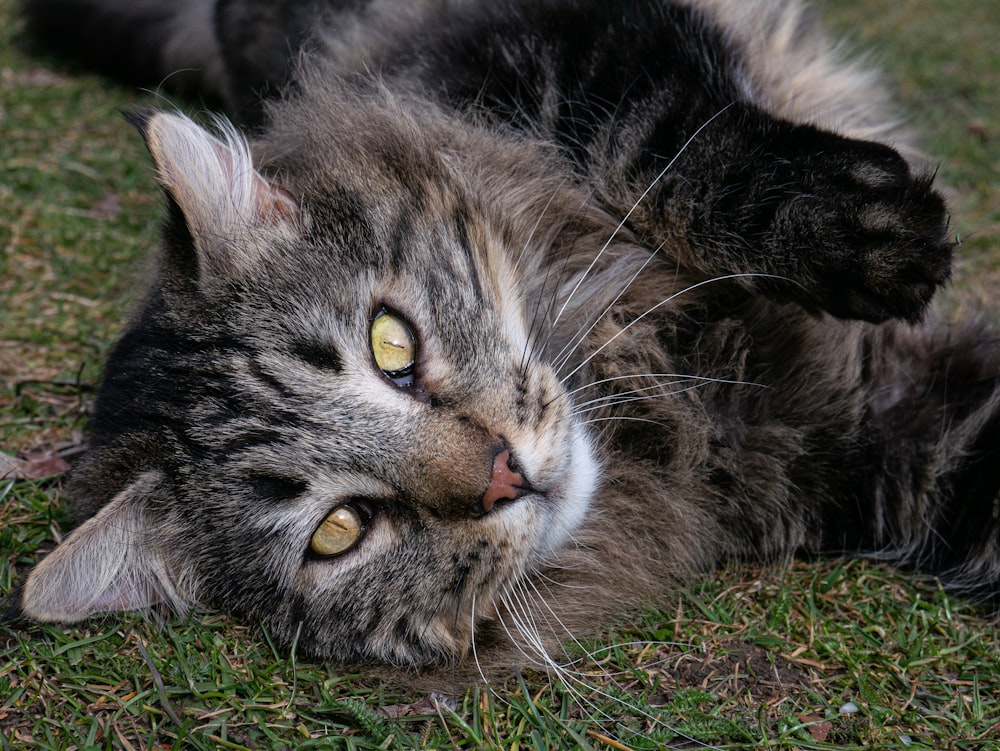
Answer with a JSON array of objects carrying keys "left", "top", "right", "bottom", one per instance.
[{"left": 2, "top": 0, "right": 999, "bottom": 748}]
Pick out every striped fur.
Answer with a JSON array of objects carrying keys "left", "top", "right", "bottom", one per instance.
[{"left": 13, "top": 0, "right": 999, "bottom": 677}]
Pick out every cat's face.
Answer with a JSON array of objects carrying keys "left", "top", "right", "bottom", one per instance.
[{"left": 20, "top": 100, "right": 609, "bottom": 665}]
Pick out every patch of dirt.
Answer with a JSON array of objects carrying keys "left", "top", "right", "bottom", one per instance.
[{"left": 647, "top": 638, "right": 818, "bottom": 706}]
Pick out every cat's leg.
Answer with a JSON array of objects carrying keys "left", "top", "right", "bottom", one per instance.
[
  {"left": 825, "top": 323, "right": 1000, "bottom": 594},
  {"left": 609, "top": 103, "right": 953, "bottom": 324},
  {"left": 444, "top": 3, "right": 958, "bottom": 324}
]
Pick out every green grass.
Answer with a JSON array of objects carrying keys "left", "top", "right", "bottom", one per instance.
[{"left": 2, "top": 0, "right": 999, "bottom": 748}]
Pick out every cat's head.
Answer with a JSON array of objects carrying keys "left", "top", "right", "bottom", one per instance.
[{"left": 17, "top": 95, "right": 625, "bottom": 666}]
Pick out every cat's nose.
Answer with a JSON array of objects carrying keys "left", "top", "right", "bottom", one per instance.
[{"left": 481, "top": 449, "right": 532, "bottom": 513}]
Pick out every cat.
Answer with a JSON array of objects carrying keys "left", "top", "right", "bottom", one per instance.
[{"left": 11, "top": 0, "right": 1000, "bottom": 677}]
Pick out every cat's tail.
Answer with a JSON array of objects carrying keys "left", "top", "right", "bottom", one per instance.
[{"left": 20, "top": 0, "right": 227, "bottom": 104}]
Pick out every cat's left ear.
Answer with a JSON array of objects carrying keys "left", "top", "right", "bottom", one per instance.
[
  {"left": 18, "top": 471, "right": 181, "bottom": 623},
  {"left": 127, "top": 109, "right": 300, "bottom": 280}
]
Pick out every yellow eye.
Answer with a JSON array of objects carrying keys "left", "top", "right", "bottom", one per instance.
[
  {"left": 310, "top": 505, "right": 365, "bottom": 556},
  {"left": 370, "top": 310, "right": 416, "bottom": 381}
]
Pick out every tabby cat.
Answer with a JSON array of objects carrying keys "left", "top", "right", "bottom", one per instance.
[{"left": 12, "top": 0, "right": 1000, "bottom": 675}]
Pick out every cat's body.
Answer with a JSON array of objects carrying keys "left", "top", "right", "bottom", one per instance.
[{"left": 13, "top": 0, "right": 1000, "bottom": 674}]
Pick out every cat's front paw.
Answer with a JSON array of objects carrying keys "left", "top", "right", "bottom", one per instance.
[{"left": 754, "top": 134, "right": 953, "bottom": 323}]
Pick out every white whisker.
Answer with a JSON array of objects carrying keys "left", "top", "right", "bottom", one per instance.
[
  {"left": 530, "top": 570, "right": 591, "bottom": 590},
  {"left": 582, "top": 415, "right": 678, "bottom": 429},
  {"left": 572, "top": 378, "right": 699, "bottom": 407},
  {"left": 551, "top": 103, "right": 737, "bottom": 330},
  {"left": 518, "top": 180, "right": 583, "bottom": 372},
  {"left": 549, "top": 244, "right": 664, "bottom": 374},
  {"left": 572, "top": 382, "right": 718, "bottom": 415},
  {"left": 470, "top": 591, "right": 492, "bottom": 688},
  {"left": 496, "top": 591, "right": 552, "bottom": 669},
  {"left": 560, "top": 271, "right": 789, "bottom": 385},
  {"left": 499, "top": 575, "right": 718, "bottom": 748},
  {"left": 569, "top": 372, "right": 765, "bottom": 397}
]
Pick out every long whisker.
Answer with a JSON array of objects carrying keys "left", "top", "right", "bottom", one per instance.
[
  {"left": 470, "top": 590, "right": 506, "bottom": 697},
  {"left": 573, "top": 378, "right": 700, "bottom": 408},
  {"left": 549, "top": 244, "right": 664, "bottom": 375},
  {"left": 530, "top": 570, "right": 592, "bottom": 590},
  {"left": 568, "top": 372, "right": 764, "bottom": 397},
  {"left": 560, "top": 271, "right": 790, "bottom": 385},
  {"left": 581, "top": 415, "right": 678, "bottom": 430},
  {"left": 500, "top": 576, "right": 718, "bottom": 748},
  {"left": 531, "top": 188, "right": 606, "bottom": 363},
  {"left": 571, "top": 375, "right": 765, "bottom": 415},
  {"left": 572, "top": 384, "right": 715, "bottom": 415},
  {"left": 495, "top": 590, "right": 552, "bottom": 669},
  {"left": 551, "top": 103, "right": 737, "bottom": 330},
  {"left": 517, "top": 180, "right": 580, "bottom": 373}
]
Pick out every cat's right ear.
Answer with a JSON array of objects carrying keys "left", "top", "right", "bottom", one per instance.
[{"left": 126, "top": 109, "right": 300, "bottom": 283}]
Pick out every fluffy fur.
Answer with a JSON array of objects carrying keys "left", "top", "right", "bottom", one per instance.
[{"left": 13, "top": 0, "right": 1000, "bottom": 678}]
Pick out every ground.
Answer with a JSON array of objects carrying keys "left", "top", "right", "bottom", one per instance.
[{"left": 2, "top": 0, "right": 999, "bottom": 748}]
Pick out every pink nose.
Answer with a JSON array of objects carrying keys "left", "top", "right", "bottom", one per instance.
[{"left": 481, "top": 449, "right": 529, "bottom": 513}]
